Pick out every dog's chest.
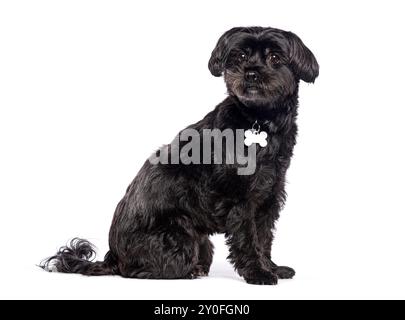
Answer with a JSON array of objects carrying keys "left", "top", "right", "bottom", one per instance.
[
  {"left": 197, "top": 125, "right": 295, "bottom": 234},
  {"left": 211, "top": 130, "right": 286, "bottom": 195}
]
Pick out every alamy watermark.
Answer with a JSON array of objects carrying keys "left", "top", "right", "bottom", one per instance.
[{"left": 149, "top": 128, "right": 261, "bottom": 175}]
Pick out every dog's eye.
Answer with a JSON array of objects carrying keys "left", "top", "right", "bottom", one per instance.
[
  {"left": 269, "top": 54, "right": 281, "bottom": 65},
  {"left": 239, "top": 53, "right": 248, "bottom": 61}
]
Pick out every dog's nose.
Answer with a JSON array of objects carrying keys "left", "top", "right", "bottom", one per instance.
[{"left": 245, "top": 71, "right": 259, "bottom": 82}]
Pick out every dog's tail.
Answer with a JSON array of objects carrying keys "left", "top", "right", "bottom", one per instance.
[{"left": 39, "top": 238, "right": 118, "bottom": 276}]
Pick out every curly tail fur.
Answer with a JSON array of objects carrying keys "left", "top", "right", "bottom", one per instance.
[{"left": 40, "top": 238, "right": 118, "bottom": 276}]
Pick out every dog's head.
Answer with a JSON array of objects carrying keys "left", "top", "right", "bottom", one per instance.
[{"left": 208, "top": 27, "right": 319, "bottom": 106}]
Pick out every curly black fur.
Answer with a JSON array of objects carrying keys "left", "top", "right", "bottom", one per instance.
[
  {"left": 41, "top": 26, "right": 318, "bottom": 285},
  {"left": 40, "top": 238, "right": 116, "bottom": 275}
]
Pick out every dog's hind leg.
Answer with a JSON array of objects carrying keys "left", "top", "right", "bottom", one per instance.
[{"left": 117, "top": 225, "right": 200, "bottom": 280}]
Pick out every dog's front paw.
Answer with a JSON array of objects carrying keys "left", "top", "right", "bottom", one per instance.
[
  {"left": 191, "top": 265, "right": 210, "bottom": 278},
  {"left": 244, "top": 270, "right": 278, "bottom": 285},
  {"left": 273, "top": 266, "right": 295, "bottom": 279}
]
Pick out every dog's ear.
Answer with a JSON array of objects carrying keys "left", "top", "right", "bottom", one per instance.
[
  {"left": 208, "top": 27, "right": 246, "bottom": 77},
  {"left": 285, "top": 31, "right": 319, "bottom": 83}
]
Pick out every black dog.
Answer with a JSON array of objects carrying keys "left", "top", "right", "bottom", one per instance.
[{"left": 41, "top": 26, "right": 318, "bottom": 285}]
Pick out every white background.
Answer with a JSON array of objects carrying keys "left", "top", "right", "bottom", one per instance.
[{"left": 1, "top": 0, "right": 405, "bottom": 300}]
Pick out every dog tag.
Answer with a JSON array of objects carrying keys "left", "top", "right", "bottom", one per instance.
[{"left": 244, "top": 121, "right": 268, "bottom": 147}]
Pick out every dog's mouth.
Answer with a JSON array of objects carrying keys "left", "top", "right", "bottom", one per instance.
[{"left": 244, "top": 84, "right": 261, "bottom": 95}]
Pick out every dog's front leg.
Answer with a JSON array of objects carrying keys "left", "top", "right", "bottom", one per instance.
[
  {"left": 226, "top": 203, "right": 278, "bottom": 285},
  {"left": 255, "top": 186, "right": 296, "bottom": 280},
  {"left": 256, "top": 209, "right": 296, "bottom": 280}
]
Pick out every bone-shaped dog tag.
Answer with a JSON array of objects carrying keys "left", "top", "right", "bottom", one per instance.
[{"left": 244, "top": 129, "right": 268, "bottom": 147}]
